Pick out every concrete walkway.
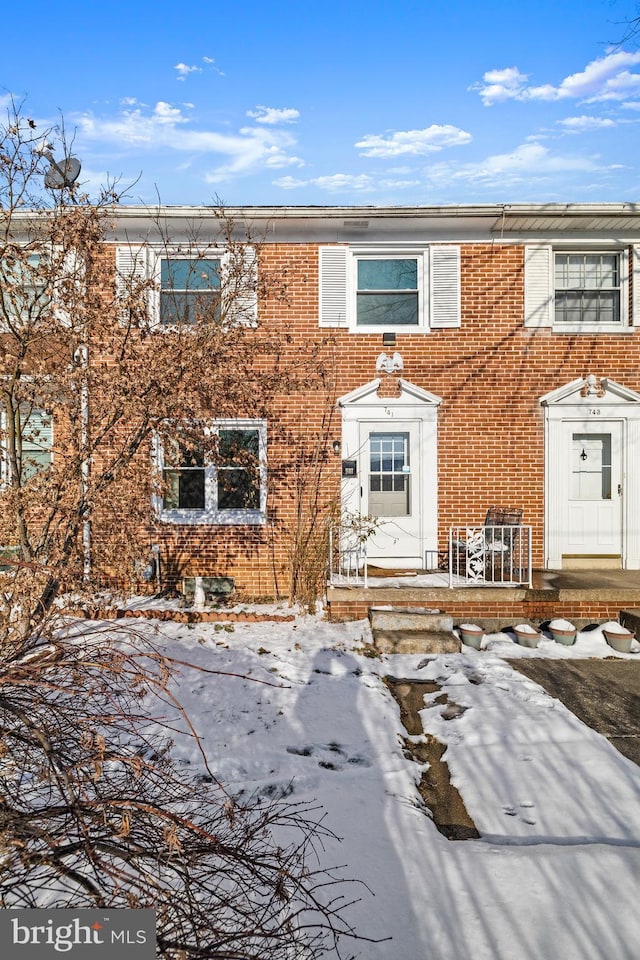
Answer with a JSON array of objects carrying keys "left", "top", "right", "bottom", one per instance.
[{"left": 510, "top": 659, "right": 640, "bottom": 766}]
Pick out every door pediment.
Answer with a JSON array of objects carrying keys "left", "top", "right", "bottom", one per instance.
[
  {"left": 541, "top": 376, "right": 640, "bottom": 408},
  {"left": 338, "top": 378, "right": 442, "bottom": 411}
]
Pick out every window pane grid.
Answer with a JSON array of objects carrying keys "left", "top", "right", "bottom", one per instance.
[
  {"left": 160, "top": 424, "right": 264, "bottom": 519},
  {"left": 554, "top": 253, "right": 621, "bottom": 325}
]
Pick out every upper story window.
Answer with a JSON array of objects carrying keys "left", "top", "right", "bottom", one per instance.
[
  {"left": 525, "top": 245, "right": 635, "bottom": 332},
  {"left": 160, "top": 258, "right": 221, "bottom": 325},
  {"left": 1, "top": 407, "right": 52, "bottom": 484},
  {"left": 116, "top": 245, "right": 257, "bottom": 329},
  {"left": 554, "top": 253, "right": 621, "bottom": 326},
  {"left": 155, "top": 420, "right": 266, "bottom": 525},
  {"left": 319, "top": 245, "right": 460, "bottom": 332},
  {"left": 356, "top": 258, "right": 420, "bottom": 327},
  {"left": 0, "top": 254, "right": 50, "bottom": 330}
]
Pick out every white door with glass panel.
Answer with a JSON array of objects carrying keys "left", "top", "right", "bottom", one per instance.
[
  {"left": 564, "top": 422, "right": 622, "bottom": 558},
  {"left": 359, "top": 422, "right": 423, "bottom": 566}
]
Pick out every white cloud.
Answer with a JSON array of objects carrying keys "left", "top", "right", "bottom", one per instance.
[
  {"left": 273, "top": 172, "right": 420, "bottom": 194},
  {"left": 469, "top": 67, "right": 529, "bottom": 106},
  {"left": 424, "top": 141, "right": 611, "bottom": 191},
  {"left": 355, "top": 124, "right": 472, "bottom": 157},
  {"left": 73, "top": 101, "right": 304, "bottom": 183},
  {"left": 274, "top": 173, "right": 376, "bottom": 193},
  {"left": 472, "top": 51, "right": 640, "bottom": 106},
  {"left": 174, "top": 63, "right": 203, "bottom": 81},
  {"left": 263, "top": 149, "right": 304, "bottom": 169},
  {"left": 246, "top": 105, "right": 300, "bottom": 125},
  {"left": 558, "top": 115, "right": 617, "bottom": 132},
  {"left": 201, "top": 56, "right": 225, "bottom": 76}
]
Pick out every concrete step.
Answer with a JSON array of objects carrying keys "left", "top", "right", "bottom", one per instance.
[{"left": 369, "top": 606, "right": 460, "bottom": 654}]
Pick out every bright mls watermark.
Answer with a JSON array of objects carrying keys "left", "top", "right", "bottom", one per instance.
[{"left": 0, "top": 909, "right": 156, "bottom": 957}]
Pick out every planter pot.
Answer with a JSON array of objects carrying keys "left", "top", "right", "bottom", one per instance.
[
  {"left": 550, "top": 627, "right": 577, "bottom": 646},
  {"left": 513, "top": 626, "right": 541, "bottom": 648},
  {"left": 603, "top": 628, "right": 635, "bottom": 654},
  {"left": 459, "top": 625, "right": 484, "bottom": 650}
]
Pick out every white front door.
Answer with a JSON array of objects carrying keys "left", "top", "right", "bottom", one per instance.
[
  {"left": 563, "top": 420, "right": 623, "bottom": 560},
  {"left": 359, "top": 421, "right": 423, "bottom": 567}
]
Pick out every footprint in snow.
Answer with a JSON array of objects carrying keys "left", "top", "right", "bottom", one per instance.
[
  {"left": 503, "top": 802, "right": 537, "bottom": 825},
  {"left": 285, "top": 742, "right": 371, "bottom": 771}
]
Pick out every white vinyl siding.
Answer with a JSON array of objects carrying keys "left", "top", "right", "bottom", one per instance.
[
  {"left": 1, "top": 407, "right": 52, "bottom": 484},
  {"left": 319, "top": 244, "right": 460, "bottom": 331}
]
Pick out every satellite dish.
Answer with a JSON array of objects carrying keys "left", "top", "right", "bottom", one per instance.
[{"left": 43, "top": 154, "right": 81, "bottom": 189}]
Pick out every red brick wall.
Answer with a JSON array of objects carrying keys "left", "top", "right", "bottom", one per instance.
[{"left": 94, "top": 241, "right": 640, "bottom": 598}]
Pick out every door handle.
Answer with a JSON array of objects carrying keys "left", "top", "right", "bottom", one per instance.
[{"left": 618, "top": 483, "right": 623, "bottom": 496}]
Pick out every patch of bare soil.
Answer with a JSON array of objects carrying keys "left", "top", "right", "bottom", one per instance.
[{"left": 385, "top": 678, "right": 480, "bottom": 841}]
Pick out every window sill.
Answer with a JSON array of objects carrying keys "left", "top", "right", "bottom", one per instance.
[
  {"left": 552, "top": 324, "right": 634, "bottom": 335},
  {"left": 352, "top": 324, "right": 428, "bottom": 334},
  {"left": 159, "top": 509, "right": 266, "bottom": 526}
]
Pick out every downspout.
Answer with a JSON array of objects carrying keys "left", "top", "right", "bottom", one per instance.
[{"left": 74, "top": 344, "right": 91, "bottom": 582}]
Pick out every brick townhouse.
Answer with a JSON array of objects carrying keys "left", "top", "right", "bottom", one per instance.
[
  {"left": 113, "top": 203, "right": 640, "bottom": 595},
  {"left": 8, "top": 203, "right": 640, "bottom": 599}
]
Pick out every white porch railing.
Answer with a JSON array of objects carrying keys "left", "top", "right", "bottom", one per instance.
[
  {"left": 328, "top": 526, "right": 368, "bottom": 588},
  {"left": 448, "top": 525, "right": 532, "bottom": 588}
]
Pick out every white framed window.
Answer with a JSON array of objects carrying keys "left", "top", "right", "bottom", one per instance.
[
  {"left": 154, "top": 420, "right": 267, "bottom": 525},
  {"left": 0, "top": 253, "right": 49, "bottom": 331},
  {"left": 319, "top": 245, "right": 460, "bottom": 331},
  {"left": 116, "top": 246, "right": 257, "bottom": 328},
  {"left": 159, "top": 257, "right": 221, "bottom": 325},
  {"left": 356, "top": 256, "right": 421, "bottom": 327},
  {"left": 555, "top": 252, "right": 622, "bottom": 326},
  {"left": 0, "top": 406, "right": 52, "bottom": 483},
  {"left": 525, "top": 245, "right": 633, "bottom": 332}
]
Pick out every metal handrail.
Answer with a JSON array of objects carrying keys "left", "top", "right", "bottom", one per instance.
[
  {"left": 328, "top": 526, "right": 368, "bottom": 588},
  {"left": 449, "top": 524, "right": 532, "bottom": 588}
]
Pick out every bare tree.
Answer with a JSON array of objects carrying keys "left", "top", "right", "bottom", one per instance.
[
  {"left": 0, "top": 100, "right": 326, "bottom": 635},
  {"left": 609, "top": 2, "right": 640, "bottom": 45},
  {"left": 0, "top": 102, "right": 365, "bottom": 958},
  {"left": 0, "top": 622, "right": 364, "bottom": 958}
]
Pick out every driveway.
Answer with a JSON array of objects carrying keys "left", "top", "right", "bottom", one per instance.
[{"left": 510, "top": 659, "right": 640, "bottom": 766}]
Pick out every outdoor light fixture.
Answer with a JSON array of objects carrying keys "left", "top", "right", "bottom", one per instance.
[
  {"left": 332, "top": 440, "right": 341, "bottom": 455},
  {"left": 382, "top": 332, "right": 397, "bottom": 347}
]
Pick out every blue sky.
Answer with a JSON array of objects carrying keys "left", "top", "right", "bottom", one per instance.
[{"left": 3, "top": 0, "right": 640, "bottom": 206}]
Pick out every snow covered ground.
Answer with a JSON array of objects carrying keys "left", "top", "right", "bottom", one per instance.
[{"left": 92, "top": 611, "right": 640, "bottom": 960}]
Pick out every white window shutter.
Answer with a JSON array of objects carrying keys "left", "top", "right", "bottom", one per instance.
[
  {"left": 224, "top": 245, "right": 258, "bottom": 326},
  {"left": 524, "top": 245, "right": 553, "bottom": 327},
  {"left": 430, "top": 245, "right": 460, "bottom": 328},
  {"left": 319, "top": 247, "right": 349, "bottom": 327},
  {"left": 632, "top": 245, "right": 640, "bottom": 326},
  {"left": 116, "top": 245, "right": 153, "bottom": 324}
]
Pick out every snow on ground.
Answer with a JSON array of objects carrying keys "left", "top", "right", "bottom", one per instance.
[{"left": 86, "top": 612, "right": 640, "bottom": 960}]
